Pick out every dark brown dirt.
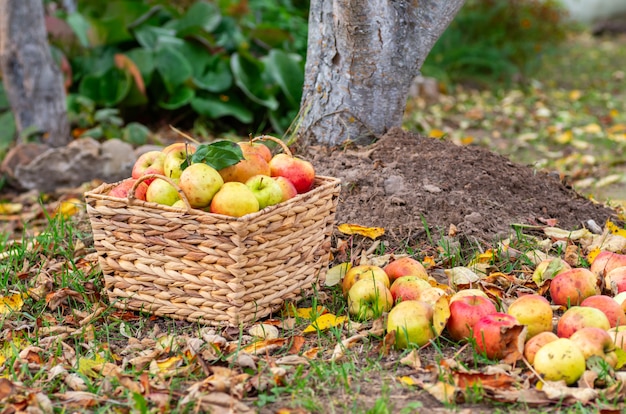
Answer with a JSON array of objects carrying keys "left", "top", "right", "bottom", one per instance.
[{"left": 308, "top": 127, "right": 618, "bottom": 245}]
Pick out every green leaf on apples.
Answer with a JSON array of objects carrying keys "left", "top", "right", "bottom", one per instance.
[{"left": 182, "top": 140, "right": 244, "bottom": 171}]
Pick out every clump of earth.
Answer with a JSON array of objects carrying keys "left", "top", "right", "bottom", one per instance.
[{"left": 308, "top": 127, "right": 618, "bottom": 245}]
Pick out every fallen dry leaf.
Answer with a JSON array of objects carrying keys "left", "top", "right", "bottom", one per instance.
[
  {"left": 302, "top": 313, "right": 348, "bottom": 333},
  {"left": 337, "top": 223, "right": 385, "bottom": 240}
]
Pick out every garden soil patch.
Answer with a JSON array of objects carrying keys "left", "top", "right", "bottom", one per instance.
[{"left": 308, "top": 127, "right": 618, "bottom": 245}]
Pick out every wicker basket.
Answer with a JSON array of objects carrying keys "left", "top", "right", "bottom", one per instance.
[{"left": 84, "top": 172, "right": 341, "bottom": 327}]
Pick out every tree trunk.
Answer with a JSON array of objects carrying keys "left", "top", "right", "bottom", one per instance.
[
  {"left": 0, "top": 0, "right": 69, "bottom": 147},
  {"left": 299, "top": 0, "right": 465, "bottom": 145}
]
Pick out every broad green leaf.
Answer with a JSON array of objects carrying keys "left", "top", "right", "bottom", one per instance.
[
  {"left": 134, "top": 26, "right": 181, "bottom": 50},
  {"left": 78, "top": 68, "right": 131, "bottom": 106},
  {"left": 193, "top": 57, "right": 233, "bottom": 93},
  {"left": 124, "top": 48, "right": 154, "bottom": 85},
  {"left": 231, "top": 53, "right": 278, "bottom": 110},
  {"left": 173, "top": 1, "right": 221, "bottom": 36},
  {"left": 155, "top": 47, "right": 192, "bottom": 94},
  {"left": 191, "top": 94, "right": 253, "bottom": 124},
  {"left": 263, "top": 50, "right": 303, "bottom": 107},
  {"left": 122, "top": 122, "right": 150, "bottom": 146},
  {"left": 250, "top": 25, "right": 292, "bottom": 48},
  {"left": 187, "top": 140, "right": 244, "bottom": 171},
  {"left": 158, "top": 86, "right": 195, "bottom": 110},
  {"left": 66, "top": 12, "right": 91, "bottom": 47}
]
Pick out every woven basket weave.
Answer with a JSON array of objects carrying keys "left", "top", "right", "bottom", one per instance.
[{"left": 84, "top": 175, "right": 341, "bottom": 327}]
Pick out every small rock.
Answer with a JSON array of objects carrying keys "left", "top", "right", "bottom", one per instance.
[
  {"left": 248, "top": 323, "right": 279, "bottom": 340},
  {"left": 464, "top": 212, "right": 483, "bottom": 224},
  {"left": 423, "top": 184, "right": 442, "bottom": 193},
  {"left": 384, "top": 175, "right": 405, "bottom": 195},
  {"left": 100, "top": 139, "right": 135, "bottom": 182}
]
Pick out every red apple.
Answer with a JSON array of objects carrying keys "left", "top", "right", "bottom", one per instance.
[
  {"left": 549, "top": 267, "right": 599, "bottom": 307},
  {"left": 109, "top": 178, "right": 148, "bottom": 201},
  {"left": 387, "top": 300, "right": 435, "bottom": 348},
  {"left": 556, "top": 306, "right": 610, "bottom": 338},
  {"left": 605, "top": 266, "right": 626, "bottom": 295},
  {"left": 132, "top": 150, "right": 165, "bottom": 185},
  {"left": 507, "top": 294, "right": 553, "bottom": 338},
  {"left": 218, "top": 153, "right": 271, "bottom": 184},
  {"left": 569, "top": 327, "right": 618, "bottom": 368},
  {"left": 274, "top": 176, "right": 298, "bottom": 202},
  {"left": 389, "top": 275, "right": 432, "bottom": 303},
  {"left": 580, "top": 295, "right": 626, "bottom": 328},
  {"left": 384, "top": 257, "right": 429, "bottom": 282},
  {"left": 163, "top": 143, "right": 197, "bottom": 179},
  {"left": 269, "top": 153, "right": 315, "bottom": 194},
  {"left": 524, "top": 331, "right": 558, "bottom": 365},
  {"left": 239, "top": 141, "right": 272, "bottom": 163},
  {"left": 178, "top": 163, "right": 224, "bottom": 208},
  {"left": 450, "top": 289, "right": 490, "bottom": 303},
  {"left": 446, "top": 295, "right": 497, "bottom": 342},
  {"left": 341, "top": 265, "right": 390, "bottom": 296},
  {"left": 613, "top": 291, "right": 626, "bottom": 313},
  {"left": 209, "top": 182, "right": 260, "bottom": 217},
  {"left": 591, "top": 251, "right": 626, "bottom": 278},
  {"left": 471, "top": 313, "right": 525, "bottom": 361},
  {"left": 347, "top": 279, "right": 393, "bottom": 320}
]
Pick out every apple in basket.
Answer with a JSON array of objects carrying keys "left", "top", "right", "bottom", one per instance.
[
  {"left": 109, "top": 178, "right": 148, "bottom": 201},
  {"left": 210, "top": 182, "right": 260, "bottom": 217},
  {"left": 269, "top": 153, "right": 316, "bottom": 194},
  {"left": 163, "top": 142, "right": 197, "bottom": 179},
  {"left": 245, "top": 175, "right": 284, "bottom": 209},
  {"left": 274, "top": 176, "right": 298, "bottom": 202},
  {"left": 132, "top": 150, "right": 165, "bottom": 185},
  {"left": 218, "top": 151, "right": 271, "bottom": 184},
  {"left": 146, "top": 178, "right": 181, "bottom": 206},
  {"left": 239, "top": 141, "right": 272, "bottom": 163},
  {"left": 178, "top": 163, "right": 224, "bottom": 209}
]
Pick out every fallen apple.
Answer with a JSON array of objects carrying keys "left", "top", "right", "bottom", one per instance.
[
  {"left": 591, "top": 251, "right": 626, "bottom": 278},
  {"left": 446, "top": 295, "right": 497, "bottom": 342},
  {"left": 384, "top": 256, "right": 429, "bottom": 282},
  {"left": 347, "top": 278, "right": 393, "bottom": 320},
  {"left": 569, "top": 327, "right": 618, "bottom": 368},
  {"left": 613, "top": 291, "right": 626, "bottom": 313},
  {"left": 549, "top": 267, "right": 599, "bottom": 307},
  {"left": 132, "top": 150, "right": 165, "bottom": 185},
  {"left": 341, "top": 265, "right": 390, "bottom": 296},
  {"left": 209, "top": 182, "right": 260, "bottom": 217},
  {"left": 608, "top": 326, "right": 626, "bottom": 351},
  {"left": 605, "top": 266, "right": 626, "bottom": 295},
  {"left": 386, "top": 300, "right": 435, "bottom": 349},
  {"left": 449, "top": 288, "right": 490, "bottom": 303},
  {"left": 579, "top": 295, "right": 626, "bottom": 328},
  {"left": 524, "top": 331, "right": 559, "bottom": 365},
  {"left": 507, "top": 294, "right": 553, "bottom": 338},
  {"left": 533, "top": 338, "right": 586, "bottom": 385},
  {"left": 178, "top": 163, "right": 224, "bottom": 208},
  {"left": 389, "top": 275, "right": 431, "bottom": 303},
  {"left": 245, "top": 175, "right": 284, "bottom": 209},
  {"left": 471, "top": 313, "right": 525, "bottom": 361},
  {"left": 556, "top": 306, "right": 610, "bottom": 338}
]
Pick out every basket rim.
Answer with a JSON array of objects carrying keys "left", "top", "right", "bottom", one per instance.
[{"left": 85, "top": 175, "right": 341, "bottom": 222}]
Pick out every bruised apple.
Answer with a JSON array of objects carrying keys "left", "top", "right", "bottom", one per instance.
[
  {"left": 471, "top": 313, "right": 525, "bottom": 361},
  {"left": 591, "top": 251, "right": 626, "bottom": 278},
  {"left": 507, "top": 294, "right": 553, "bottom": 338},
  {"left": 549, "top": 268, "right": 598, "bottom": 307},
  {"left": 389, "top": 275, "right": 431, "bottom": 303},
  {"left": 605, "top": 266, "right": 626, "bottom": 295},
  {"left": 569, "top": 327, "right": 618, "bottom": 368},
  {"left": 580, "top": 295, "right": 626, "bottom": 328},
  {"left": 384, "top": 257, "right": 429, "bottom": 282},
  {"left": 533, "top": 338, "right": 586, "bottom": 385},
  {"left": 342, "top": 265, "right": 389, "bottom": 296},
  {"left": 524, "top": 331, "right": 558, "bottom": 365},
  {"left": 446, "top": 295, "right": 497, "bottom": 342},
  {"left": 556, "top": 306, "right": 610, "bottom": 338},
  {"left": 386, "top": 300, "right": 435, "bottom": 348}
]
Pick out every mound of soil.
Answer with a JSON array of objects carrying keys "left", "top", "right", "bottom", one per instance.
[{"left": 309, "top": 127, "right": 617, "bottom": 244}]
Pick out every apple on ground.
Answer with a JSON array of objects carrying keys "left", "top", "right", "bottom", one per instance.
[
  {"left": 178, "top": 163, "right": 224, "bottom": 208},
  {"left": 533, "top": 338, "right": 586, "bottom": 385},
  {"left": 524, "top": 331, "right": 559, "bottom": 365},
  {"left": 556, "top": 306, "right": 610, "bottom": 338},
  {"left": 341, "top": 265, "right": 390, "bottom": 296},
  {"left": 608, "top": 326, "right": 626, "bottom": 351},
  {"left": 269, "top": 153, "right": 316, "bottom": 194},
  {"left": 389, "top": 275, "right": 431, "bottom": 303},
  {"left": 605, "top": 266, "right": 626, "bottom": 295},
  {"left": 239, "top": 141, "right": 272, "bottom": 163},
  {"left": 613, "top": 291, "right": 626, "bottom": 313},
  {"left": 569, "top": 327, "right": 618, "bottom": 368},
  {"left": 579, "top": 295, "right": 626, "bottom": 328},
  {"left": 146, "top": 178, "right": 181, "bottom": 206},
  {"left": 549, "top": 267, "right": 599, "bottom": 307},
  {"left": 446, "top": 295, "right": 497, "bottom": 342},
  {"left": 219, "top": 152, "right": 271, "bottom": 184},
  {"left": 109, "top": 179, "right": 149, "bottom": 201},
  {"left": 347, "top": 278, "right": 393, "bottom": 320},
  {"left": 163, "top": 143, "right": 197, "bottom": 179},
  {"left": 274, "top": 176, "right": 298, "bottom": 202},
  {"left": 132, "top": 150, "right": 165, "bottom": 185},
  {"left": 449, "top": 288, "right": 490, "bottom": 303},
  {"left": 209, "top": 182, "right": 260, "bottom": 217},
  {"left": 532, "top": 257, "right": 571, "bottom": 286},
  {"left": 245, "top": 175, "right": 283, "bottom": 209},
  {"left": 590, "top": 251, "right": 626, "bottom": 278},
  {"left": 416, "top": 287, "right": 447, "bottom": 308},
  {"left": 386, "top": 300, "right": 435, "bottom": 349},
  {"left": 383, "top": 257, "right": 429, "bottom": 282},
  {"left": 506, "top": 294, "right": 554, "bottom": 338},
  {"left": 471, "top": 313, "right": 526, "bottom": 361}
]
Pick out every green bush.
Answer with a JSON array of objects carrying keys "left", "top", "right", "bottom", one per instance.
[
  {"left": 421, "top": 0, "right": 570, "bottom": 86},
  {"left": 49, "top": 0, "right": 309, "bottom": 138}
]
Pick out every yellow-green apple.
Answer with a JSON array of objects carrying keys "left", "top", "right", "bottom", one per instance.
[
  {"left": 245, "top": 175, "right": 283, "bottom": 209},
  {"left": 533, "top": 338, "right": 586, "bottom": 385},
  {"left": 507, "top": 294, "right": 553, "bottom": 338},
  {"left": 209, "top": 182, "right": 259, "bottom": 217},
  {"left": 386, "top": 300, "right": 435, "bottom": 348},
  {"left": 171, "top": 199, "right": 187, "bottom": 209},
  {"left": 389, "top": 275, "right": 431, "bottom": 303},
  {"left": 569, "top": 327, "right": 618, "bottom": 368},
  {"left": 605, "top": 266, "right": 626, "bottom": 295},
  {"left": 608, "top": 326, "right": 626, "bottom": 351},
  {"left": 218, "top": 152, "right": 271, "bottom": 184},
  {"left": 613, "top": 291, "right": 626, "bottom": 312},
  {"left": 557, "top": 306, "right": 610, "bottom": 338},
  {"left": 446, "top": 295, "right": 497, "bottom": 342},
  {"left": 146, "top": 178, "right": 181, "bottom": 206},
  {"left": 269, "top": 153, "right": 315, "bottom": 194},
  {"left": 341, "top": 265, "right": 389, "bottom": 296},
  {"left": 580, "top": 295, "right": 626, "bottom": 328},
  {"left": 471, "top": 313, "right": 525, "bottom": 361},
  {"left": 591, "top": 251, "right": 626, "bottom": 278},
  {"left": 449, "top": 289, "right": 490, "bottom": 303},
  {"left": 549, "top": 268, "right": 599, "bottom": 307},
  {"left": 178, "top": 163, "right": 223, "bottom": 208},
  {"left": 274, "top": 176, "right": 298, "bottom": 202},
  {"left": 132, "top": 150, "right": 165, "bottom": 185},
  {"left": 524, "top": 331, "right": 559, "bottom": 365},
  {"left": 239, "top": 141, "right": 272, "bottom": 163},
  {"left": 417, "top": 287, "right": 447, "bottom": 308},
  {"left": 109, "top": 178, "right": 149, "bottom": 201},
  {"left": 163, "top": 143, "right": 197, "bottom": 179},
  {"left": 347, "top": 278, "right": 393, "bottom": 320},
  {"left": 384, "top": 257, "right": 429, "bottom": 282},
  {"left": 532, "top": 258, "right": 571, "bottom": 286}
]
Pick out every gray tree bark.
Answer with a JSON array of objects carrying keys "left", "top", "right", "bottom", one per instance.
[
  {"left": 0, "top": 0, "right": 70, "bottom": 147},
  {"left": 299, "top": 0, "right": 465, "bottom": 145}
]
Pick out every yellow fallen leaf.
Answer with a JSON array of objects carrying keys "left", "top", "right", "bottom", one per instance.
[
  {"left": 460, "top": 136, "right": 474, "bottom": 145},
  {"left": 0, "top": 203, "right": 22, "bottom": 215},
  {"left": 608, "top": 123, "right": 626, "bottom": 134},
  {"left": 302, "top": 314, "right": 348, "bottom": 333},
  {"left": 607, "top": 220, "right": 626, "bottom": 238},
  {"left": 555, "top": 130, "right": 572, "bottom": 144},
  {"left": 294, "top": 306, "right": 327, "bottom": 320},
  {"left": 0, "top": 293, "right": 26, "bottom": 316},
  {"left": 543, "top": 227, "right": 592, "bottom": 241},
  {"left": 78, "top": 355, "right": 107, "bottom": 378},
  {"left": 337, "top": 223, "right": 384, "bottom": 240},
  {"left": 429, "top": 129, "right": 446, "bottom": 139},
  {"left": 587, "top": 247, "right": 601, "bottom": 264},
  {"left": 325, "top": 262, "right": 352, "bottom": 287},
  {"left": 582, "top": 123, "right": 602, "bottom": 134},
  {"left": 432, "top": 295, "right": 451, "bottom": 336},
  {"left": 54, "top": 198, "right": 83, "bottom": 219},
  {"left": 614, "top": 348, "right": 626, "bottom": 370},
  {"left": 610, "top": 109, "right": 620, "bottom": 118},
  {"left": 569, "top": 90, "right": 582, "bottom": 101},
  {"left": 399, "top": 376, "right": 417, "bottom": 386},
  {"left": 155, "top": 355, "right": 183, "bottom": 372},
  {"left": 468, "top": 249, "right": 495, "bottom": 266}
]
